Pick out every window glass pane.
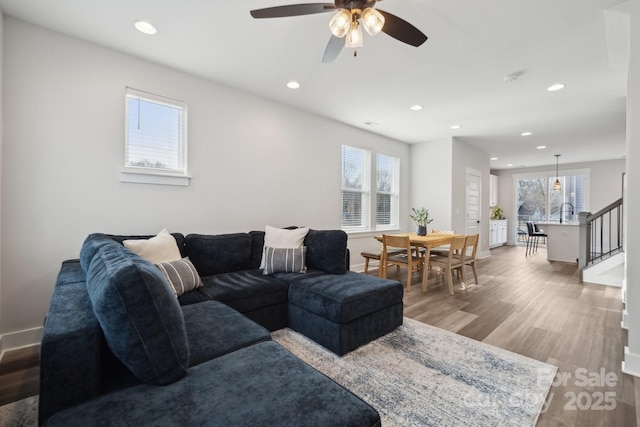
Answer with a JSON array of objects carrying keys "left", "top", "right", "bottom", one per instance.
[
  {"left": 341, "top": 146, "right": 369, "bottom": 230},
  {"left": 376, "top": 153, "right": 398, "bottom": 229},
  {"left": 376, "top": 193, "right": 391, "bottom": 225},
  {"left": 125, "top": 88, "right": 186, "bottom": 175},
  {"left": 516, "top": 178, "right": 548, "bottom": 225},
  {"left": 342, "top": 146, "right": 365, "bottom": 190},
  {"left": 342, "top": 191, "right": 363, "bottom": 227}
]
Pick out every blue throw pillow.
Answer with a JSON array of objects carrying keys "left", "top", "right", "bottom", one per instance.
[{"left": 86, "top": 243, "right": 189, "bottom": 385}]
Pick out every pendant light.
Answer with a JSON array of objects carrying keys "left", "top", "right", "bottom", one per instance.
[{"left": 553, "top": 154, "right": 562, "bottom": 191}]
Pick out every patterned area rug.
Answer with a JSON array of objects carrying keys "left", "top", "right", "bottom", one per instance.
[
  {"left": 1, "top": 319, "right": 555, "bottom": 426},
  {"left": 0, "top": 395, "right": 38, "bottom": 426},
  {"left": 273, "top": 318, "right": 556, "bottom": 426}
]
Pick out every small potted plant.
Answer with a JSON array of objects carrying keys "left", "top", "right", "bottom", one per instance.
[{"left": 410, "top": 207, "right": 433, "bottom": 236}]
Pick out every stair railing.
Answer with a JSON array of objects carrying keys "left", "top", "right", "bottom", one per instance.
[{"left": 578, "top": 198, "right": 623, "bottom": 268}]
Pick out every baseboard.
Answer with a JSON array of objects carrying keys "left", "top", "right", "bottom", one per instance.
[
  {"left": 622, "top": 346, "right": 640, "bottom": 378},
  {"left": 0, "top": 327, "right": 43, "bottom": 362},
  {"left": 622, "top": 309, "right": 629, "bottom": 330}
]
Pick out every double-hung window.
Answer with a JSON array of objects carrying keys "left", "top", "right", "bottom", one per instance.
[
  {"left": 122, "top": 88, "right": 189, "bottom": 185},
  {"left": 341, "top": 145, "right": 400, "bottom": 232},
  {"left": 342, "top": 146, "right": 370, "bottom": 230}
]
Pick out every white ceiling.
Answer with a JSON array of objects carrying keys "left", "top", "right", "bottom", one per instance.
[{"left": 0, "top": 0, "right": 630, "bottom": 169}]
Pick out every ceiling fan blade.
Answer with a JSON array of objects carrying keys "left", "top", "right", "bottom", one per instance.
[
  {"left": 322, "top": 35, "right": 344, "bottom": 63},
  {"left": 376, "top": 9, "right": 427, "bottom": 47},
  {"left": 250, "top": 3, "right": 336, "bottom": 19}
]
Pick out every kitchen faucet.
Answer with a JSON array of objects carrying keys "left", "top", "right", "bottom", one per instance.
[{"left": 559, "top": 202, "right": 574, "bottom": 223}]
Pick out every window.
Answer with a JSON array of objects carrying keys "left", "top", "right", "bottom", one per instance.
[
  {"left": 341, "top": 146, "right": 400, "bottom": 232},
  {"left": 514, "top": 169, "right": 589, "bottom": 241},
  {"left": 122, "top": 88, "right": 189, "bottom": 185},
  {"left": 342, "top": 146, "right": 370, "bottom": 230},
  {"left": 376, "top": 153, "right": 399, "bottom": 230}
]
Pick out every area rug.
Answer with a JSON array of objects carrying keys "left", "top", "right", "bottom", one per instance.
[
  {"left": 0, "top": 395, "right": 38, "bottom": 427},
  {"left": 273, "top": 318, "right": 556, "bottom": 426}
]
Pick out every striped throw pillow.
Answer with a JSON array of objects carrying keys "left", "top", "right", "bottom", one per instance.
[
  {"left": 156, "top": 257, "right": 203, "bottom": 296},
  {"left": 263, "top": 246, "right": 307, "bottom": 275}
]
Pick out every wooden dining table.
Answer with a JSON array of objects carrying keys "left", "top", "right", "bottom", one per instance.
[{"left": 374, "top": 232, "right": 464, "bottom": 287}]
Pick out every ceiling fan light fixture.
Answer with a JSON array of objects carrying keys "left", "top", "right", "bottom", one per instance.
[
  {"left": 329, "top": 9, "right": 352, "bottom": 38},
  {"left": 361, "top": 8, "right": 385, "bottom": 36},
  {"left": 345, "top": 20, "right": 363, "bottom": 48}
]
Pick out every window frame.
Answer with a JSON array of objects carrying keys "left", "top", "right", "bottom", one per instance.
[{"left": 121, "top": 87, "right": 190, "bottom": 186}]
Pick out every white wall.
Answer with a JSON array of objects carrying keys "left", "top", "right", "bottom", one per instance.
[
  {"left": 410, "top": 138, "right": 453, "bottom": 232},
  {"left": 622, "top": 0, "right": 640, "bottom": 376},
  {"left": 0, "top": 11, "right": 4, "bottom": 353},
  {"left": 0, "top": 17, "right": 410, "bottom": 349},
  {"left": 452, "top": 138, "right": 491, "bottom": 256},
  {"left": 493, "top": 158, "right": 626, "bottom": 244}
]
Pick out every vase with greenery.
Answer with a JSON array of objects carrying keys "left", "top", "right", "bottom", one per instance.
[
  {"left": 491, "top": 205, "right": 504, "bottom": 220},
  {"left": 410, "top": 207, "right": 434, "bottom": 236}
]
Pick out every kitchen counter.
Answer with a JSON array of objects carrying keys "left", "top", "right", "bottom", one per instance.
[{"left": 537, "top": 222, "right": 579, "bottom": 262}]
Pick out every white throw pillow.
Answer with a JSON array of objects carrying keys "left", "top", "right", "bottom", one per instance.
[
  {"left": 123, "top": 229, "right": 182, "bottom": 264},
  {"left": 259, "top": 225, "right": 310, "bottom": 269}
]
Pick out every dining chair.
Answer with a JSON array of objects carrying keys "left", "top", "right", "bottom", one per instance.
[
  {"left": 381, "top": 234, "right": 424, "bottom": 292},
  {"left": 428, "top": 235, "right": 466, "bottom": 295},
  {"left": 428, "top": 229, "right": 456, "bottom": 256},
  {"left": 459, "top": 234, "right": 479, "bottom": 288},
  {"left": 361, "top": 247, "right": 404, "bottom": 274}
]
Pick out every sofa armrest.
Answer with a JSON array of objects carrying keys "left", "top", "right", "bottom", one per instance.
[{"left": 39, "top": 261, "right": 103, "bottom": 426}]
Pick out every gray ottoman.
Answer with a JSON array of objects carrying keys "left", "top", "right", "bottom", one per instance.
[{"left": 288, "top": 271, "right": 404, "bottom": 355}]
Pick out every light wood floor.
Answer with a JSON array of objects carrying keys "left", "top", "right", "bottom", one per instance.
[
  {"left": 395, "top": 244, "right": 638, "bottom": 427},
  {"left": 1, "top": 244, "right": 638, "bottom": 426}
]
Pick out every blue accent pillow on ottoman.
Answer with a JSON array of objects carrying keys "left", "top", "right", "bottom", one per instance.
[{"left": 86, "top": 243, "right": 189, "bottom": 385}]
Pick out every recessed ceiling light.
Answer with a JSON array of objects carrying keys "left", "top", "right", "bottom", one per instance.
[
  {"left": 491, "top": 157, "right": 498, "bottom": 161},
  {"left": 410, "top": 105, "right": 423, "bottom": 111},
  {"left": 536, "top": 145, "right": 546, "bottom": 150},
  {"left": 134, "top": 20, "right": 157, "bottom": 35},
  {"left": 521, "top": 132, "right": 532, "bottom": 136},
  {"left": 547, "top": 83, "right": 565, "bottom": 92},
  {"left": 507, "top": 163, "right": 514, "bottom": 167},
  {"left": 450, "top": 124, "right": 461, "bottom": 130},
  {"left": 286, "top": 81, "right": 300, "bottom": 89}
]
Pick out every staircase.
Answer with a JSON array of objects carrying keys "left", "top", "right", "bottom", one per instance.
[{"left": 579, "top": 195, "right": 624, "bottom": 287}]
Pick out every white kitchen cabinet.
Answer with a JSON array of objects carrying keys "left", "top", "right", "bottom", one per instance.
[
  {"left": 490, "top": 174, "right": 499, "bottom": 207},
  {"left": 489, "top": 220, "right": 508, "bottom": 248}
]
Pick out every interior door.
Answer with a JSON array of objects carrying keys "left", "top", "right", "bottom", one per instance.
[{"left": 466, "top": 169, "right": 481, "bottom": 235}]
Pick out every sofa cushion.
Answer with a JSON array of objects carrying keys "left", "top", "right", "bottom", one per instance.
[
  {"left": 262, "top": 246, "right": 307, "bottom": 275},
  {"left": 79, "top": 233, "right": 114, "bottom": 272},
  {"left": 86, "top": 243, "right": 189, "bottom": 385},
  {"left": 181, "top": 300, "right": 271, "bottom": 366},
  {"left": 123, "top": 229, "right": 182, "bottom": 264},
  {"left": 185, "top": 233, "right": 253, "bottom": 275},
  {"left": 45, "top": 342, "right": 381, "bottom": 427},
  {"left": 288, "top": 271, "right": 404, "bottom": 323},
  {"left": 199, "top": 270, "right": 289, "bottom": 313},
  {"left": 156, "top": 257, "right": 203, "bottom": 296},
  {"left": 304, "top": 229, "right": 348, "bottom": 275}
]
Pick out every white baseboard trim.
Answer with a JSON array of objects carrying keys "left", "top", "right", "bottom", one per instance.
[
  {"left": 622, "top": 309, "right": 629, "bottom": 330},
  {"left": 622, "top": 346, "right": 640, "bottom": 378},
  {"left": 0, "top": 327, "right": 43, "bottom": 361}
]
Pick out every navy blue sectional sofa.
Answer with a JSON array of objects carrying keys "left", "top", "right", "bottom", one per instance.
[{"left": 39, "top": 229, "right": 404, "bottom": 426}]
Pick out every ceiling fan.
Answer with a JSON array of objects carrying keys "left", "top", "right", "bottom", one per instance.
[{"left": 250, "top": 1, "right": 428, "bottom": 63}]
